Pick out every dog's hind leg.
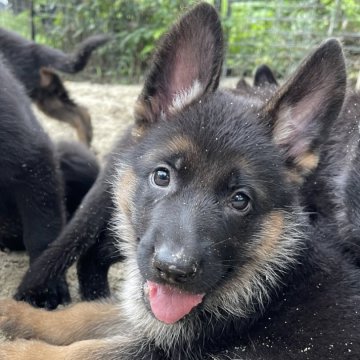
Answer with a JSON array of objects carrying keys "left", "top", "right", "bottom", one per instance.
[
  {"left": 13, "top": 147, "right": 71, "bottom": 309},
  {"left": 13, "top": 147, "right": 65, "bottom": 263}
]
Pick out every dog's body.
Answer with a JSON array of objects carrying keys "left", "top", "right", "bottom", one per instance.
[
  {"left": 0, "top": 55, "right": 99, "bottom": 308},
  {"left": 2, "top": 3, "right": 360, "bottom": 359},
  {"left": 0, "top": 28, "right": 110, "bottom": 145},
  {"left": 305, "top": 89, "right": 360, "bottom": 265}
]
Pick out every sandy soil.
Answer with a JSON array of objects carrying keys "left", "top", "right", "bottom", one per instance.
[{"left": 0, "top": 78, "right": 239, "bottom": 342}]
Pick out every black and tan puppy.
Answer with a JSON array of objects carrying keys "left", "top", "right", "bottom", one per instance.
[
  {"left": 0, "top": 55, "right": 99, "bottom": 309},
  {"left": 3, "top": 3, "right": 360, "bottom": 359},
  {"left": 0, "top": 28, "right": 110, "bottom": 145}
]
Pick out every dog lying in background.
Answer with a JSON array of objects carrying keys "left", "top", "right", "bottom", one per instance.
[
  {"left": 3, "top": 3, "right": 359, "bottom": 359},
  {"left": 0, "top": 54, "right": 99, "bottom": 309},
  {"left": 0, "top": 28, "right": 111, "bottom": 145}
]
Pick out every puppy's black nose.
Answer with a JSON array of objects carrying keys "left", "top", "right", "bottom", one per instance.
[{"left": 153, "top": 247, "right": 198, "bottom": 284}]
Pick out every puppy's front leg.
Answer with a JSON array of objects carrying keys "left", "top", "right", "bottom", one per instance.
[
  {"left": 0, "top": 337, "right": 133, "bottom": 360},
  {"left": 0, "top": 299, "right": 122, "bottom": 345}
]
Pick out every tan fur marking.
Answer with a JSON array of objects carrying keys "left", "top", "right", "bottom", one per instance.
[
  {"left": 285, "top": 170, "right": 304, "bottom": 185},
  {"left": 131, "top": 123, "right": 146, "bottom": 138},
  {"left": 141, "top": 135, "right": 198, "bottom": 166},
  {"left": 39, "top": 67, "right": 55, "bottom": 87},
  {"left": 255, "top": 211, "right": 284, "bottom": 259},
  {"left": 114, "top": 167, "right": 137, "bottom": 218},
  {"left": 295, "top": 152, "right": 319, "bottom": 173},
  {"left": 166, "top": 135, "right": 197, "bottom": 155},
  {"left": 36, "top": 99, "right": 92, "bottom": 145},
  {"left": 0, "top": 299, "right": 120, "bottom": 346},
  {"left": 134, "top": 98, "right": 160, "bottom": 124}
]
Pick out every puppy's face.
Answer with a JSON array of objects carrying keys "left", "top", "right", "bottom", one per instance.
[
  {"left": 112, "top": 3, "right": 346, "bottom": 344},
  {"left": 130, "top": 93, "right": 293, "bottom": 321}
]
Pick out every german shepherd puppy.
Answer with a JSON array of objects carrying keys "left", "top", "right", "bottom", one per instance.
[
  {"left": 0, "top": 27, "right": 111, "bottom": 145},
  {"left": 4, "top": 3, "right": 360, "bottom": 358},
  {"left": 0, "top": 54, "right": 99, "bottom": 309}
]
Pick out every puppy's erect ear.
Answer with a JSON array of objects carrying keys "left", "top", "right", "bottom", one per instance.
[
  {"left": 263, "top": 39, "right": 346, "bottom": 179},
  {"left": 236, "top": 78, "right": 252, "bottom": 92},
  {"left": 254, "top": 64, "right": 278, "bottom": 87},
  {"left": 135, "top": 3, "right": 224, "bottom": 124},
  {"left": 39, "top": 67, "right": 56, "bottom": 88}
]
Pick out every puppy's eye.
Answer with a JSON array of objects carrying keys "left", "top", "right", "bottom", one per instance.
[
  {"left": 230, "top": 191, "right": 250, "bottom": 211},
  {"left": 153, "top": 168, "right": 170, "bottom": 187}
]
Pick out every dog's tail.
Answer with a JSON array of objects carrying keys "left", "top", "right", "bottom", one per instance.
[{"left": 42, "top": 34, "right": 112, "bottom": 74}]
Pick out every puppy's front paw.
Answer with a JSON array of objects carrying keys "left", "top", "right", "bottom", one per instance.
[
  {"left": 0, "top": 299, "right": 36, "bottom": 339},
  {"left": 15, "top": 276, "right": 71, "bottom": 310}
]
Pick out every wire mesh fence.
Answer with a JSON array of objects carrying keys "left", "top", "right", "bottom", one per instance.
[{"left": 0, "top": 0, "right": 359, "bottom": 83}]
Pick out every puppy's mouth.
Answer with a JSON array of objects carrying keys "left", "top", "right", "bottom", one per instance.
[{"left": 144, "top": 280, "right": 205, "bottom": 324}]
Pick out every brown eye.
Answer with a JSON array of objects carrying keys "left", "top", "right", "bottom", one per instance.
[
  {"left": 153, "top": 168, "right": 170, "bottom": 187},
  {"left": 230, "top": 191, "right": 250, "bottom": 211}
]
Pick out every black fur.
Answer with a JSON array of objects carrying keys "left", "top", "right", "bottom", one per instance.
[
  {"left": 0, "top": 56, "right": 99, "bottom": 308},
  {"left": 56, "top": 140, "right": 99, "bottom": 218},
  {"left": 304, "top": 90, "right": 360, "bottom": 265},
  {"left": 253, "top": 64, "right": 278, "bottom": 86},
  {"left": 15, "top": 3, "right": 360, "bottom": 359}
]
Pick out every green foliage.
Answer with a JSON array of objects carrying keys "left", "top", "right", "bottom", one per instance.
[
  {"left": 32, "top": 0, "right": 196, "bottom": 82},
  {"left": 225, "top": 0, "right": 360, "bottom": 78},
  {"left": 0, "top": 9, "right": 29, "bottom": 37},
  {"left": 1, "top": 0, "right": 359, "bottom": 82}
]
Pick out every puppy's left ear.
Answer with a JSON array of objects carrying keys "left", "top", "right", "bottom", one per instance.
[
  {"left": 263, "top": 39, "right": 346, "bottom": 180},
  {"left": 254, "top": 64, "right": 278, "bottom": 87},
  {"left": 135, "top": 3, "right": 224, "bottom": 125}
]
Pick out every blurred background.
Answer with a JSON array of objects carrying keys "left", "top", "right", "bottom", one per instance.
[{"left": 0, "top": 0, "right": 359, "bottom": 84}]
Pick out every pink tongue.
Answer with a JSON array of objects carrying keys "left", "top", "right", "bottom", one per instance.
[{"left": 147, "top": 281, "right": 204, "bottom": 324}]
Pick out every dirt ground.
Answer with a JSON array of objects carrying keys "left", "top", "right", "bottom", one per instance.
[{"left": 0, "top": 78, "right": 238, "bottom": 342}]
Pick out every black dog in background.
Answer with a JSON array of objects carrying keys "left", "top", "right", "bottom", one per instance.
[
  {"left": 235, "top": 64, "right": 278, "bottom": 97},
  {"left": 0, "top": 28, "right": 110, "bottom": 145},
  {"left": 0, "top": 55, "right": 99, "bottom": 308}
]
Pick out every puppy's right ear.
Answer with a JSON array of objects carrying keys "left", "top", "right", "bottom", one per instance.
[
  {"left": 254, "top": 64, "right": 278, "bottom": 87},
  {"left": 135, "top": 3, "right": 224, "bottom": 125}
]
